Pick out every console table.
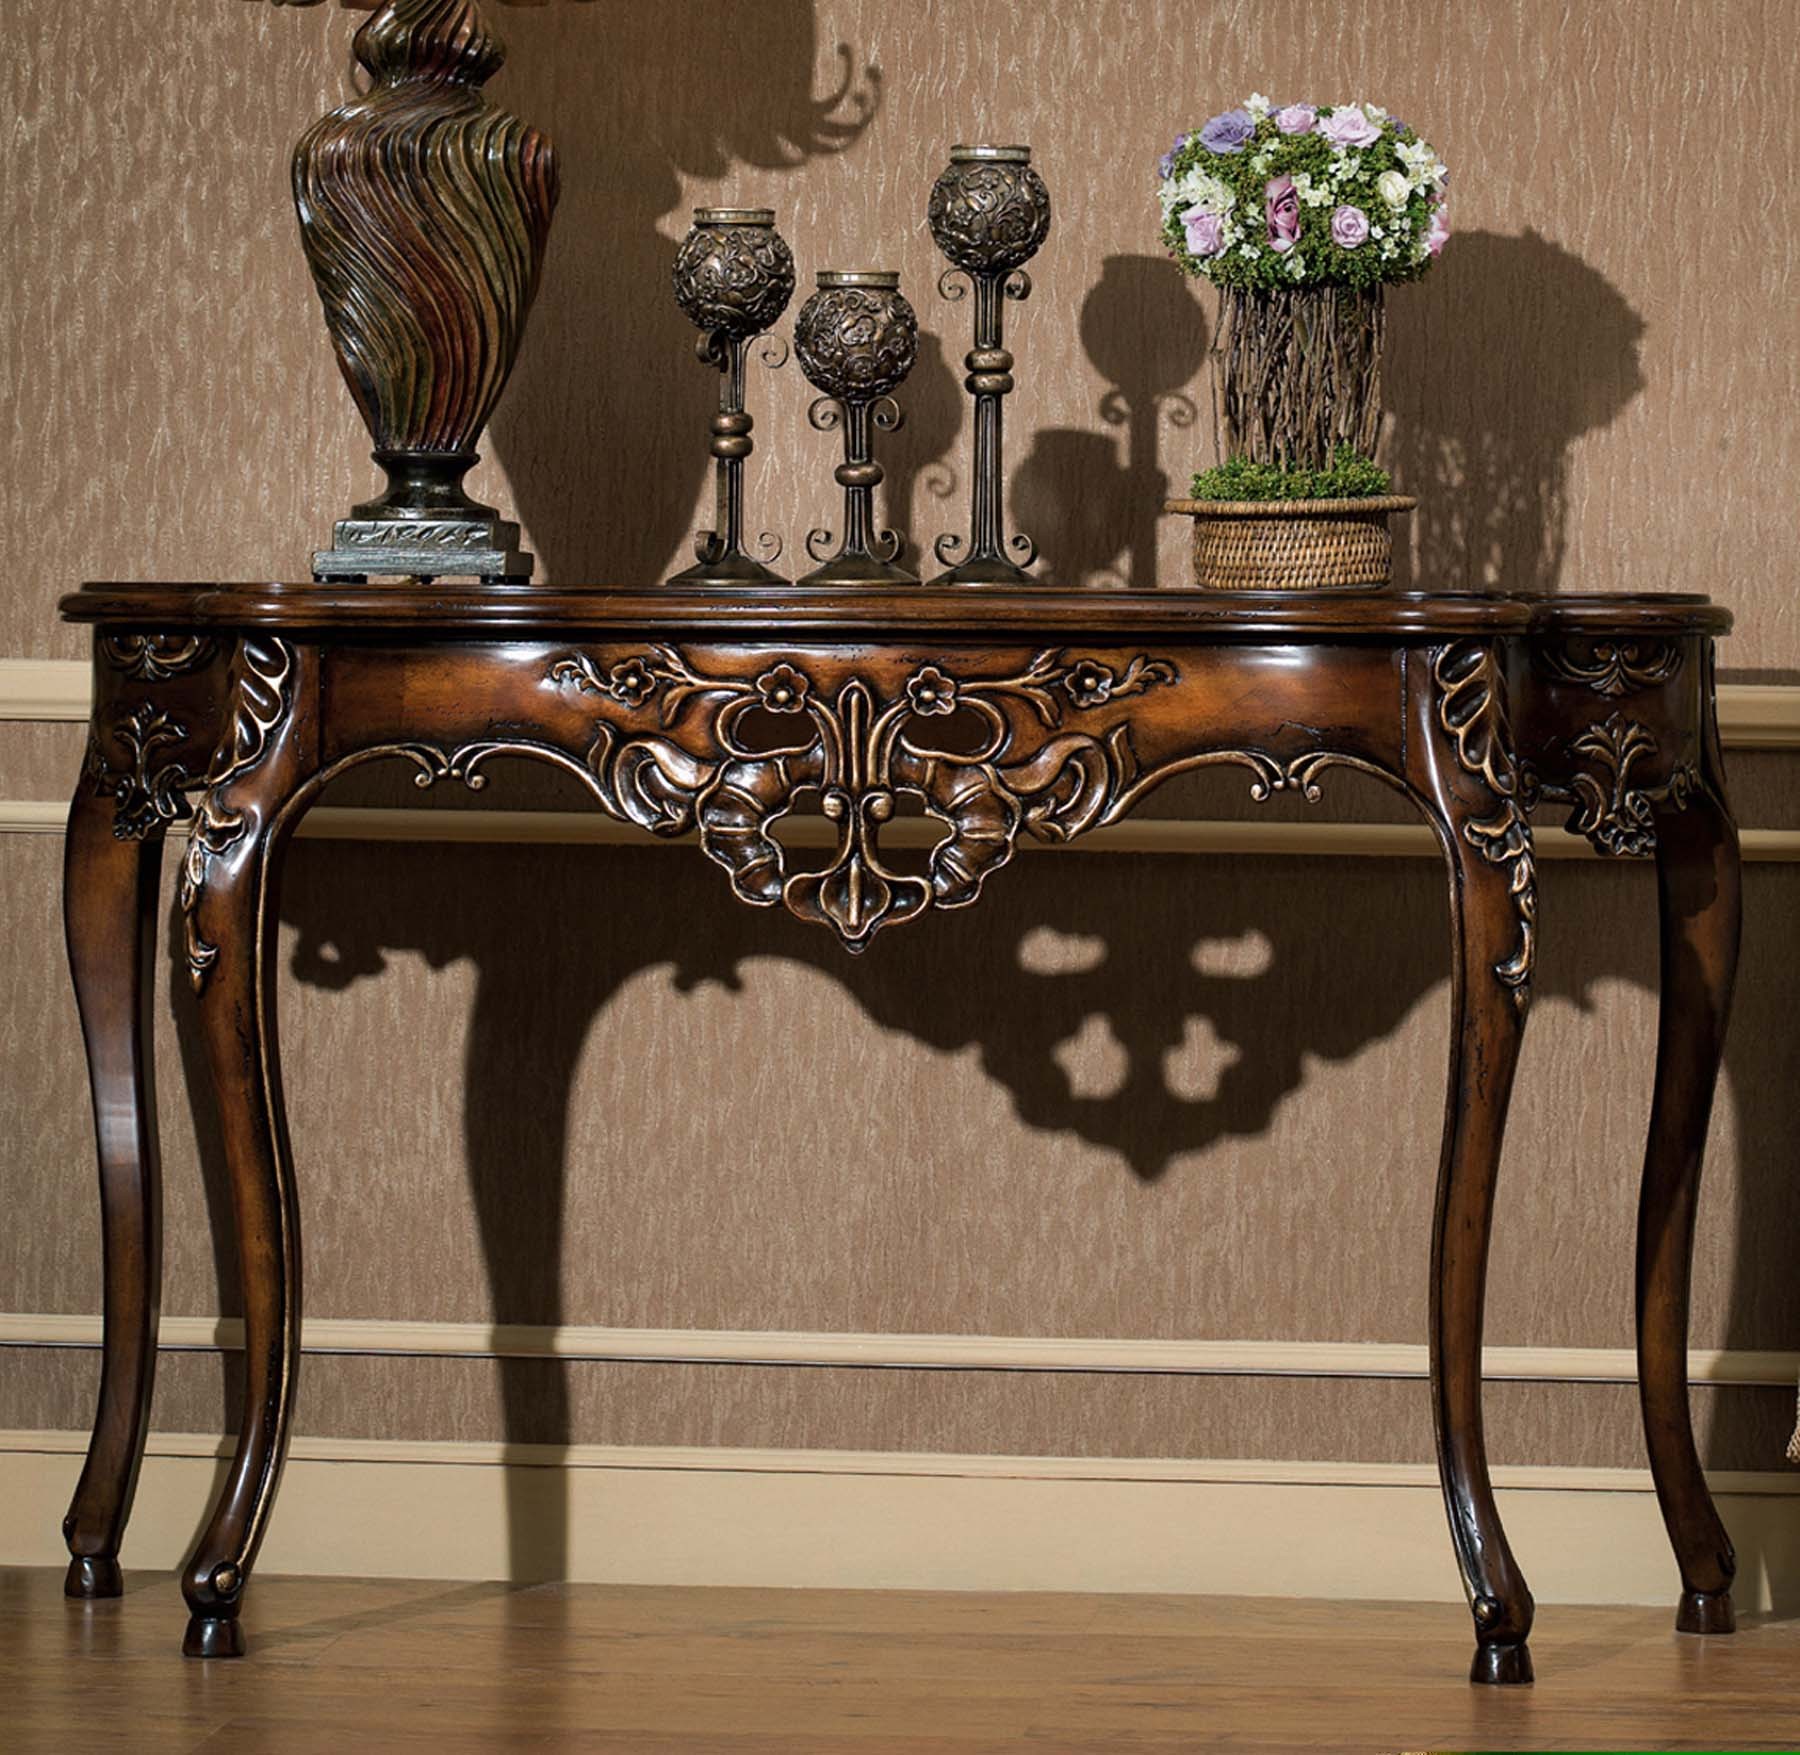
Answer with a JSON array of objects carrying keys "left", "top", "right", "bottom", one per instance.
[{"left": 54, "top": 578, "right": 1738, "bottom": 1685}]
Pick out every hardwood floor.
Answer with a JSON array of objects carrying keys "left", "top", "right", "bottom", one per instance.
[{"left": 3, "top": 1568, "right": 1796, "bottom": 1752}]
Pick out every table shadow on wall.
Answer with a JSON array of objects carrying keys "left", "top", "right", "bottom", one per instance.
[
  {"left": 164, "top": 798, "right": 1797, "bottom": 1594},
  {"left": 467, "top": 0, "right": 882, "bottom": 584}
]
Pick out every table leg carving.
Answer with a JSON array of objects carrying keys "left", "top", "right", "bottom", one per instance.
[
  {"left": 60, "top": 775, "right": 167, "bottom": 1600},
  {"left": 177, "top": 640, "right": 311, "bottom": 1658},
  {"left": 1638, "top": 736, "right": 1740, "bottom": 1636},
  {"left": 1416, "top": 641, "right": 1537, "bottom": 1685}
]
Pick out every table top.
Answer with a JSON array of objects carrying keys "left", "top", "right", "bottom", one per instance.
[{"left": 61, "top": 582, "right": 1731, "bottom": 641}]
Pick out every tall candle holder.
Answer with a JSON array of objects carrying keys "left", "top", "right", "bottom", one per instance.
[
  {"left": 927, "top": 144, "right": 1051, "bottom": 585},
  {"left": 794, "top": 271, "right": 919, "bottom": 586},
  {"left": 668, "top": 208, "right": 796, "bottom": 586}
]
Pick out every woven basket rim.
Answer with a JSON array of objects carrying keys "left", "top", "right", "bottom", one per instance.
[{"left": 1163, "top": 495, "right": 1417, "bottom": 518}]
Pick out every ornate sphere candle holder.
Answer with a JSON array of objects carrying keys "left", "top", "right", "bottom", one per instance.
[
  {"left": 668, "top": 208, "right": 796, "bottom": 586},
  {"left": 927, "top": 144, "right": 1051, "bottom": 586},
  {"left": 793, "top": 271, "right": 920, "bottom": 586}
]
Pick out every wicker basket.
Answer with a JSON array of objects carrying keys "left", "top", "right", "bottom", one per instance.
[{"left": 1163, "top": 495, "right": 1416, "bottom": 592}]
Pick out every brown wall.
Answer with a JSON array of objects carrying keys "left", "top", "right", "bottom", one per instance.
[{"left": 2, "top": 0, "right": 1796, "bottom": 1494}]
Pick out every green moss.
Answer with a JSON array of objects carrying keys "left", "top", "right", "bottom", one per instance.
[{"left": 1188, "top": 446, "right": 1392, "bottom": 501}]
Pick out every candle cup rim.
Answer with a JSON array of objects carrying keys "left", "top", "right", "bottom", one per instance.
[
  {"left": 692, "top": 207, "right": 777, "bottom": 226},
  {"left": 949, "top": 144, "right": 1031, "bottom": 162},
  {"left": 815, "top": 270, "right": 900, "bottom": 288}
]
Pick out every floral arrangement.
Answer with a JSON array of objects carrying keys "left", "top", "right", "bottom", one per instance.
[{"left": 1158, "top": 95, "right": 1449, "bottom": 290}]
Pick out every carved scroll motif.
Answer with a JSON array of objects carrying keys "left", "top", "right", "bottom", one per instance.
[
  {"left": 544, "top": 646, "right": 1186, "bottom": 949},
  {"left": 1560, "top": 714, "right": 1699, "bottom": 858},
  {"left": 179, "top": 640, "right": 297, "bottom": 991},
  {"left": 1433, "top": 641, "right": 1538, "bottom": 1008},
  {"left": 84, "top": 705, "right": 195, "bottom": 841},
  {"left": 1538, "top": 638, "right": 1682, "bottom": 697},
  {"left": 101, "top": 634, "right": 216, "bottom": 682}
]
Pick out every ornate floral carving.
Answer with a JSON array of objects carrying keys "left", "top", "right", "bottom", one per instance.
[
  {"left": 927, "top": 152, "right": 1052, "bottom": 278},
  {"left": 672, "top": 214, "right": 796, "bottom": 344},
  {"left": 1560, "top": 713, "right": 1699, "bottom": 857},
  {"left": 1432, "top": 641, "right": 1537, "bottom": 1008},
  {"left": 794, "top": 281, "right": 919, "bottom": 403},
  {"left": 101, "top": 633, "right": 215, "bottom": 681},
  {"left": 85, "top": 705, "right": 195, "bottom": 840},
  {"left": 179, "top": 640, "right": 297, "bottom": 991},
  {"left": 1539, "top": 638, "right": 1682, "bottom": 697},
  {"left": 528, "top": 646, "right": 1176, "bottom": 949}
]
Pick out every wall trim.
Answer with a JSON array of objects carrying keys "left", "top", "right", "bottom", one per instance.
[
  {"left": 4, "top": 657, "right": 1797, "bottom": 746},
  {"left": 4, "top": 1426, "right": 1799, "bottom": 1493},
  {"left": 2, "top": 1430, "right": 1796, "bottom": 1603},
  {"left": 5, "top": 1314, "right": 1796, "bottom": 1388},
  {"left": 2, "top": 798, "right": 1798, "bottom": 862},
  {"left": 0, "top": 659, "right": 88, "bottom": 721}
]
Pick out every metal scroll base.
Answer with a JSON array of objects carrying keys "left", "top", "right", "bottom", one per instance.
[
  {"left": 312, "top": 447, "right": 534, "bottom": 583},
  {"left": 313, "top": 518, "right": 534, "bottom": 584}
]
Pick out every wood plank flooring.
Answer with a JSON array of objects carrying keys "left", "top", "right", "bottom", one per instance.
[{"left": 2, "top": 1568, "right": 1796, "bottom": 1752}]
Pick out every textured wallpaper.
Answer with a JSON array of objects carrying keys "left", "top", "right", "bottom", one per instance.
[{"left": 1, "top": 0, "right": 1796, "bottom": 1470}]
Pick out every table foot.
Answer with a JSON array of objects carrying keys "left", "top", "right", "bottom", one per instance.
[
  {"left": 183, "top": 1612, "right": 246, "bottom": 1659},
  {"left": 1470, "top": 1638, "right": 1534, "bottom": 1686},
  {"left": 1677, "top": 1587, "right": 1735, "bottom": 1635},
  {"left": 63, "top": 1554, "right": 124, "bottom": 1599}
]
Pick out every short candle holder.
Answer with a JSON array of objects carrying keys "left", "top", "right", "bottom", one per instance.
[
  {"left": 927, "top": 144, "right": 1051, "bottom": 585},
  {"left": 668, "top": 207, "right": 796, "bottom": 586},
  {"left": 793, "top": 271, "right": 919, "bottom": 587}
]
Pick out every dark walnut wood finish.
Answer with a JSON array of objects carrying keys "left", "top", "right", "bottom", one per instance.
[{"left": 57, "top": 582, "right": 1737, "bottom": 1683}]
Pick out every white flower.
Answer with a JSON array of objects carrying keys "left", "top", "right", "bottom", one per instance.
[
  {"left": 1376, "top": 169, "right": 1410, "bottom": 209},
  {"left": 1397, "top": 138, "right": 1447, "bottom": 191},
  {"left": 1245, "top": 92, "right": 1273, "bottom": 117},
  {"left": 1363, "top": 103, "right": 1388, "bottom": 122},
  {"left": 1161, "top": 165, "right": 1235, "bottom": 219},
  {"left": 1284, "top": 252, "right": 1307, "bottom": 278}
]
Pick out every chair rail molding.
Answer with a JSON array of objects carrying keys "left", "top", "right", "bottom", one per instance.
[{"left": 3, "top": 1313, "right": 1797, "bottom": 1387}]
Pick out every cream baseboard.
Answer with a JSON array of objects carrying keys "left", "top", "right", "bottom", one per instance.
[
  {"left": 4, "top": 657, "right": 1796, "bottom": 746},
  {"left": 4, "top": 1313, "right": 1796, "bottom": 1387},
  {"left": 2, "top": 798, "right": 1798, "bottom": 863},
  {"left": 2, "top": 1429, "right": 1796, "bottom": 1604}
]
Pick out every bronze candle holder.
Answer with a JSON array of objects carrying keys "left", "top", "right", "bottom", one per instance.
[
  {"left": 669, "top": 208, "right": 796, "bottom": 586},
  {"left": 793, "top": 271, "right": 920, "bottom": 586},
  {"left": 927, "top": 144, "right": 1051, "bottom": 586}
]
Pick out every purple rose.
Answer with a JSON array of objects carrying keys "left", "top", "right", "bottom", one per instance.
[
  {"left": 1183, "top": 208, "right": 1227, "bottom": 257},
  {"left": 1265, "top": 175, "right": 1301, "bottom": 252},
  {"left": 1198, "top": 109, "right": 1255, "bottom": 155},
  {"left": 1319, "top": 105, "right": 1382, "bottom": 149},
  {"left": 1330, "top": 204, "right": 1370, "bottom": 248},
  {"left": 1273, "top": 103, "right": 1317, "bottom": 135},
  {"left": 1426, "top": 205, "right": 1450, "bottom": 257}
]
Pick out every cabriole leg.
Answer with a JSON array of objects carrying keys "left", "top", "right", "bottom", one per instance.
[
  {"left": 1639, "top": 775, "right": 1740, "bottom": 1634},
  {"left": 61, "top": 781, "right": 167, "bottom": 1600},
  {"left": 177, "top": 636, "right": 308, "bottom": 1658},
  {"left": 1416, "top": 641, "right": 1538, "bottom": 1684}
]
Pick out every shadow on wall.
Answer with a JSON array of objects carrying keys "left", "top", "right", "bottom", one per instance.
[
  {"left": 1014, "top": 255, "right": 1208, "bottom": 590},
  {"left": 1386, "top": 228, "right": 1647, "bottom": 595},
  {"left": 160, "top": 798, "right": 1800, "bottom": 1593},
  {"left": 478, "top": 0, "right": 881, "bottom": 582}
]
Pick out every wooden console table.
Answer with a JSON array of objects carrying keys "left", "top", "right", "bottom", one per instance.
[{"left": 56, "top": 579, "right": 1739, "bottom": 1685}]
